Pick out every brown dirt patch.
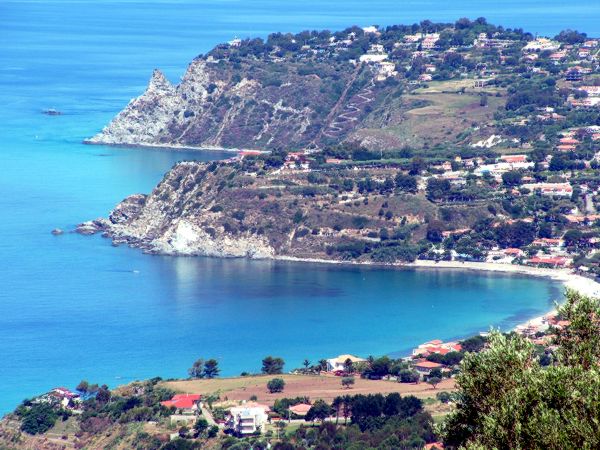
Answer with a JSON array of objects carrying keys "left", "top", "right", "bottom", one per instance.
[{"left": 162, "top": 374, "right": 455, "bottom": 406}]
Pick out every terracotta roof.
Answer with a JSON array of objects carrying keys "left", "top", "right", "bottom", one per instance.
[
  {"left": 424, "top": 443, "right": 444, "bottom": 450},
  {"left": 161, "top": 394, "right": 201, "bottom": 409},
  {"left": 289, "top": 403, "right": 312, "bottom": 415},
  {"left": 414, "top": 361, "right": 444, "bottom": 369}
]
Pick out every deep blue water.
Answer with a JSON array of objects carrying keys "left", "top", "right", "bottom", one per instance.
[{"left": 1, "top": 0, "right": 594, "bottom": 414}]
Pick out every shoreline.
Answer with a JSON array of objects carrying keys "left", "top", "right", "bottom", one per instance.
[
  {"left": 274, "top": 255, "right": 600, "bottom": 336},
  {"left": 82, "top": 139, "right": 266, "bottom": 153}
]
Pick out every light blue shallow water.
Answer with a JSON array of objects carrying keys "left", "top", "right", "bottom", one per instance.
[{"left": 1, "top": 0, "right": 593, "bottom": 414}]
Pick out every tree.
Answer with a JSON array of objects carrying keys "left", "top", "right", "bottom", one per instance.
[
  {"left": 188, "top": 358, "right": 205, "bottom": 378},
  {"left": 409, "top": 157, "right": 427, "bottom": 175},
  {"left": 194, "top": 417, "right": 209, "bottom": 437},
  {"left": 563, "top": 229, "right": 583, "bottom": 248},
  {"left": 399, "top": 369, "right": 420, "bottom": 383},
  {"left": 502, "top": 171, "right": 522, "bottom": 187},
  {"left": 305, "top": 399, "right": 332, "bottom": 423},
  {"left": 426, "top": 178, "right": 451, "bottom": 201},
  {"left": 267, "top": 378, "right": 285, "bottom": 393},
  {"left": 262, "top": 356, "right": 285, "bottom": 374},
  {"left": 76, "top": 380, "right": 89, "bottom": 396},
  {"left": 341, "top": 376, "right": 355, "bottom": 389},
  {"left": 343, "top": 358, "right": 354, "bottom": 374},
  {"left": 426, "top": 220, "right": 444, "bottom": 243},
  {"left": 395, "top": 173, "right": 418, "bottom": 193},
  {"left": 19, "top": 403, "right": 58, "bottom": 435},
  {"left": 444, "top": 290, "right": 600, "bottom": 449},
  {"left": 436, "top": 391, "right": 451, "bottom": 404},
  {"left": 96, "top": 385, "right": 111, "bottom": 404},
  {"left": 303, "top": 359, "right": 311, "bottom": 370},
  {"left": 317, "top": 359, "right": 328, "bottom": 372},
  {"left": 429, "top": 368, "right": 443, "bottom": 379},
  {"left": 427, "top": 377, "right": 441, "bottom": 389},
  {"left": 554, "top": 29, "right": 587, "bottom": 44},
  {"left": 460, "top": 335, "right": 487, "bottom": 353},
  {"left": 203, "top": 359, "right": 220, "bottom": 379}
]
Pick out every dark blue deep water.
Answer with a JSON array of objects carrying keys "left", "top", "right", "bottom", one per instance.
[{"left": 2, "top": 0, "right": 595, "bottom": 413}]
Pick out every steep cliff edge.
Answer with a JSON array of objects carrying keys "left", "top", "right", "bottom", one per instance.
[{"left": 87, "top": 56, "right": 370, "bottom": 150}]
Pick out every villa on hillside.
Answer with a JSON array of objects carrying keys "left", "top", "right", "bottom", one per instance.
[
  {"left": 326, "top": 354, "right": 366, "bottom": 372},
  {"left": 413, "top": 360, "right": 444, "bottom": 375},
  {"left": 522, "top": 182, "right": 573, "bottom": 197},
  {"left": 227, "top": 403, "right": 270, "bottom": 436},
  {"left": 289, "top": 403, "right": 312, "bottom": 417}
]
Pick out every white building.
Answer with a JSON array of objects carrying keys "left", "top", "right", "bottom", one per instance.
[
  {"left": 522, "top": 182, "right": 573, "bottom": 197},
  {"left": 523, "top": 38, "right": 560, "bottom": 52},
  {"left": 326, "top": 354, "right": 366, "bottom": 372},
  {"left": 227, "top": 403, "right": 270, "bottom": 436},
  {"left": 362, "top": 26, "right": 380, "bottom": 36}
]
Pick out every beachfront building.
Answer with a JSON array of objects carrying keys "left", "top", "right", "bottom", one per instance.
[
  {"left": 227, "top": 403, "right": 270, "bottom": 436},
  {"left": 326, "top": 354, "right": 366, "bottom": 372},
  {"left": 412, "top": 340, "right": 462, "bottom": 357}
]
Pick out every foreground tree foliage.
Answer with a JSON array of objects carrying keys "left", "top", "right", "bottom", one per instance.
[{"left": 443, "top": 289, "right": 600, "bottom": 449}]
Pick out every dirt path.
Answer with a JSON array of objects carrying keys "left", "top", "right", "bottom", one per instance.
[{"left": 323, "top": 78, "right": 375, "bottom": 139}]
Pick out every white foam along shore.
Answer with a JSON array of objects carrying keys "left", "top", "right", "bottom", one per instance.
[
  {"left": 276, "top": 256, "right": 600, "bottom": 333},
  {"left": 83, "top": 139, "right": 268, "bottom": 154}
]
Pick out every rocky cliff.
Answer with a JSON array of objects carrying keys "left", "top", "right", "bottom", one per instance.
[
  {"left": 79, "top": 150, "right": 497, "bottom": 263},
  {"left": 86, "top": 56, "right": 377, "bottom": 150}
]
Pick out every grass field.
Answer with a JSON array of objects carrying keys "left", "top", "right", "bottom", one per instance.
[
  {"left": 356, "top": 87, "right": 505, "bottom": 149},
  {"left": 162, "top": 374, "right": 456, "bottom": 406}
]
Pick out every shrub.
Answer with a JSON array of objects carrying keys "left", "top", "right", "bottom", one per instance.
[{"left": 267, "top": 378, "right": 285, "bottom": 393}]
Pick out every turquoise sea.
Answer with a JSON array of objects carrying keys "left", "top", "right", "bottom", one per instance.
[{"left": 2, "top": 0, "right": 596, "bottom": 414}]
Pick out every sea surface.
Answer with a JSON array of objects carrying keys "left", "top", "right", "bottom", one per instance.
[{"left": 1, "top": 0, "right": 595, "bottom": 414}]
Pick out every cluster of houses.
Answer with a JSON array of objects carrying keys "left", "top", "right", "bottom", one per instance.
[{"left": 30, "top": 387, "right": 83, "bottom": 413}]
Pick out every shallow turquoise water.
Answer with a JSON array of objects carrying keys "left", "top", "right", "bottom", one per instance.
[{"left": 1, "top": 0, "right": 592, "bottom": 413}]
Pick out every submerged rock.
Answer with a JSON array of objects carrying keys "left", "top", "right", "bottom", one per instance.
[{"left": 51, "top": 228, "right": 64, "bottom": 235}]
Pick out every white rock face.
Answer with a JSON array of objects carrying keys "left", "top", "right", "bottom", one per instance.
[
  {"left": 155, "top": 220, "right": 275, "bottom": 258},
  {"left": 88, "top": 68, "right": 185, "bottom": 145},
  {"left": 95, "top": 161, "right": 277, "bottom": 259}
]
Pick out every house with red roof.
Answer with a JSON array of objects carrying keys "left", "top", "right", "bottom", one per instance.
[
  {"left": 289, "top": 403, "right": 312, "bottom": 416},
  {"left": 527, "top": 256, "right": 570, "bottom": 267},
  {"left": 161, "top": 394, "right": 202, "bottom": 414},
  {"left": 413, "top": 360, "right": 444, "bottom": 374},
  {"left": 499, "top": 154, "right": 527, "bottom": 164}
]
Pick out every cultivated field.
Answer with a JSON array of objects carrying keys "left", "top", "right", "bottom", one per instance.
[{"left": 162, "top": 374, "right": 455, "bottom": 406}]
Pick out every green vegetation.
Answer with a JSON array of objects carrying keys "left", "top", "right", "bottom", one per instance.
[
  {"left": 267, "top": 378, "right": 286, "bottom": 393},
  {"left": 443, "top": 290, "right": 600, "bottom": 449},
  {"left": 262, "top": 356, "right": 285, "bottom": 374}
]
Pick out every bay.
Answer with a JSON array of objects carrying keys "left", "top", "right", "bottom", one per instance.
[{"left": 1, "top": 0, "right": 590, "bottom": 413}]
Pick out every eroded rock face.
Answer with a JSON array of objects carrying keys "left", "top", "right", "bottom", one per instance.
[
  {"left": 86, "top": 57, "right": 375, "bottom": 150},
  {"left": 92, "top": 161, "right": 278, "bottom": 258}
]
